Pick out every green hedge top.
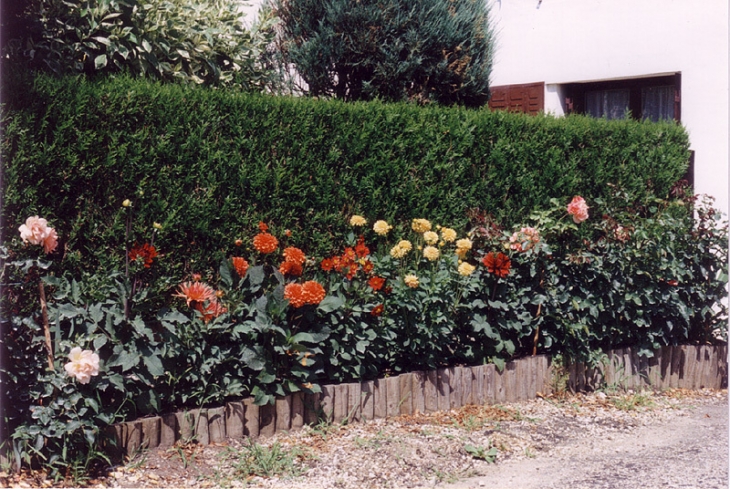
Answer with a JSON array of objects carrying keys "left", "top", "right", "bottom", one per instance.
[{"left": 1, "top": 73, "right": 690, "bottom": 278}]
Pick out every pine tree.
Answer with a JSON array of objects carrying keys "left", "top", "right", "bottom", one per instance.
[{"left": 267, "top": 0, "right": 494, "bottom": 107}]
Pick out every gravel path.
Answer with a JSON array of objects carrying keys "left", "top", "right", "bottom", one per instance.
[
  {"left": 6, "top": 389, "right": 721, "bottom": 488},
  {"left": 442, "top": 393, "right": 728, "bottom": 489}
]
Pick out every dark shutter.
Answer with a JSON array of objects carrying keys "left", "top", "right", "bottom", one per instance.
[{"left": 489, "top": 82, "right": 545, "bottom": 115}]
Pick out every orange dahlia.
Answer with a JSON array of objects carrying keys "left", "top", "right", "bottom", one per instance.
[
  {"left": 301, "top": 281, "right": 326, "bottom": 305},
  {"left": 253, "top": 232, "right": 279, "bottom": 254},
  {"left": 284, "top": 283, "right": 307, "bottom": 308},
  {"left": 282, "top": 246, "right": 306, "bottom": 265},
  {"left": 258, "top": 221, "right": 269, "bottom": 232},
  {"left": 129, "top": 242, "right": 158, "bottom": 268},
  {"left": 195, "top": 299, "right": 227, "bottom": 323},
  {"left": 321, "top": 258, "right": 334, "bottom": 272},
  {"left": 279, "top": 260, "right": 303, "bottom": 277},
  {"left": 232, "top": 257, "right": 249, "bottom": 278},
  {"left": 355, "top": 236, "right": 370, "bottom": 258},
  {"left": 175, "top": 281, "right": 216, "bottom": 306},
  {"left": 368, "top": 276, "right": 386, "bottom": 291},
  {"left": 370, "top": 304, "right": 384, "bottom": 317},
  {"left": 482, "top": 252, "right": 511, "bottom": 278}
]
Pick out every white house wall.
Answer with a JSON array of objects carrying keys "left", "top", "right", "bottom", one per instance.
[{"left": 490, "top": 0, "right": 729, "bottom": 214}]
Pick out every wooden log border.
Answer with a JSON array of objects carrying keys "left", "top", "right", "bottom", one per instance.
[{"left": 107, "top": 346, "right": 727, "bottom": 457}]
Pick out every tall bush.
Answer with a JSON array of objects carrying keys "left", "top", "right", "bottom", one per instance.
[
  {"left": 267, "top": 0, "right": 494, "bottom": 106},
  {"left": 1, "top": 74, "right": 692, "bottom": 282},
  {"left": 4, "top": 0, "right": 278, "bottom": 88}
]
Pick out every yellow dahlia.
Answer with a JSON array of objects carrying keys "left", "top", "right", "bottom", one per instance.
[
  {"left": 350, "top": 215, "right": 367, "bottom": 227},
  {"left": 404, "top": 274, "right": 419, "bottom": 288},
  {"left": 411, "top": 219, "right": 432, "bottom": 233},
  {"left": 440, "top": 227, "right": 457, "bottom": 242},
  {"left": 373, "top": 220, "right": 392, "bottom": 236},
  {"left": 390, "top": 245, "right": 407, "bottom": 259},
  {"left": 423, "top": 246, "right": 440, "bottom": 261},
  {"left": 458, "top": 262, "right": 476, "bottom": 276},
  {"left": 423, "top": 231, "right": 439, "bottom": 245}
]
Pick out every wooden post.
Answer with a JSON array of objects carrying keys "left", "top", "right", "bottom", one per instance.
[
  {"left": 303, "top": 392, "right": 320, "bottom": 426},
  {"left": 333, "top": 384, "right": 349, "bottom": 424},
  {"left": 398, "top": 373, "right": 413, "bottom": 415},
  {"left": 275, "top": 396, "right": 291, "bottom": 432},
  {"left": 291, "top": 392, "right": 305, "bottom": 430},
  {"left": 195, "top": 409, "right": 210, "bottom": 445},
  {"left": 436, "top": 368, "right": 451, "bottom": 411},
  {"left": 225, "top": 401, "right": 245, "bottom": 439},
  {"left": 126, "top": 421, "right": 143, "bottom": 457},
  {"left": 258, "top": 402, "right": 276, "bottom": 437},
  {"left": 385, "top": 376, "right": 400, "bottom": 418},
  {"left": 347, "top": 382, "right": 362, "bottom": 422},
  {"left": 373, "top": 379, "right": 387, "bottom": 419},
  {"left": 424, "top": 370, "right": 438, "bottom": 413},
  {"left": 361, "top": 381, "right": 375, "bottom": 421},
  {"left": 176, "top": 409, "right": 196, "bottom": 442},
  {"left": 208, "top": 407, "right": 226, "bottom": 443},
  {"left": 320, "top": 385, "right": 335, "bottom": 424},
  {"left": 449, "top": 367, "right": 463, "bottom": 409},
  {"left": 243, "top": 398, "right": 260, "bottom": 438},
  {"left": 411, "top": 371, "right": 426, "bottom": 414},
  {"left": 160, "top": 413, "right": 178, "bottom": 448},
  {"left": 141, "top": 417, "right": 161, "bottom": 449}
]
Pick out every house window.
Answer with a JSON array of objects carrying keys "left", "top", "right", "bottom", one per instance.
[
  {"left": 564, "top": 73, "right": 681, "bottom": 122},
  {"left": 641, "top": 85, "right": 675, "bottom": 122},
  {"left": 585, "top": 89, "right": 630, "bottom": 120}
]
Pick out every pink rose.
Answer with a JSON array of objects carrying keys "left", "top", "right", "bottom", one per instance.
[
  {"left": 19, "top": 216, "right": 51, "bottom": 245},
  {"left": 18, "top": 216, "right": 58, "bottom": 254},
  {"left": 64, "top": 347, "right": 100, "bottom": 384},
  {"left": 567, "top": 196, "right": 589, "bottom": 223},
  {"left": 43, "top": 228, "right": 59, "bottom": 254}
]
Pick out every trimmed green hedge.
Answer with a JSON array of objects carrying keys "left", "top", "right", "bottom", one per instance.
[{"left": 1, "top": 73, "right": 690, "bottom": 278}]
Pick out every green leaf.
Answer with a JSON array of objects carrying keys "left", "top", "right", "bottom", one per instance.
[
  {"left": 318, "top": 295, "right": 344, "bottom": 313},
  {"left": 248, "top": 265, "right": 265, "bottom": 287},
  {"left": 141, "top": 351, "right": 165, "bottom": 377},
  {"left": 159, "top": 309, "right": 190, "bottom": 324},
  {"left": 94, "top": 54, "right": 108, "bottom": 69}
]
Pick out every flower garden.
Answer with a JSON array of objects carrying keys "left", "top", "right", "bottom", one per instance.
[
  {"left": 0, "top": 74, "right": 727, "bottom": 483},
  {"left": 2, "top": 188, "right": 727, "bottom": 479}
]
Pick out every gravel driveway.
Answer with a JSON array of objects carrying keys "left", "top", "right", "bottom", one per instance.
[
  {"left": 80, "top": 389, "right": 727, "bottom": 489},
  {"left": 442, "top": 392, "right": 728, "bottom": 489}
]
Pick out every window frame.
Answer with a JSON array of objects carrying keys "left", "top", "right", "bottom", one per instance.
[{"left": 564, "top": 73, "right": 681, "bottom": 122}]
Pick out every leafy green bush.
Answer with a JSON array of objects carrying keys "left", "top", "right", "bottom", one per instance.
[
  {"left": 1, "top": 73, "right": 691, "bottom": 283},
  {"left": 6, "top": 0, "right": 277, "bottom": 87}
]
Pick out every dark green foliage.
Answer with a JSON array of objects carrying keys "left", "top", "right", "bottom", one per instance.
[
  {"left": 1, "top": 74, "right": 691, "bottom": 283},
  {"left": 267, "top": 0, "right": 494, "bottom": 106}
]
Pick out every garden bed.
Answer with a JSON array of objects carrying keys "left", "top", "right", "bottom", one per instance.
[{"left": 107, "top": 344, "right": 727, "bottom": 458}]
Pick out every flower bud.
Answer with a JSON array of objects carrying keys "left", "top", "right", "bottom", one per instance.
[{"left": 122, "top": 199, "right": 131, "bottom": 207}]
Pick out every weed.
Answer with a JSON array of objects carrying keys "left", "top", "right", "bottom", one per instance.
[
  {"left": 610, "top": 392, "right": 656, "bottom": 411},
  {"left": 218, "top": 439, "right": 308, "bottom": 481},
  {"left": 463, "top": 443, "right": 498, "bottom": 463}
]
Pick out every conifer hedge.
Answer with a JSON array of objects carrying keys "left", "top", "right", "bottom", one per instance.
[{"left": 1, "top": 73, "right": 690, "bottom": 279}]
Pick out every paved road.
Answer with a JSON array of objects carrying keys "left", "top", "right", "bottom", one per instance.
[{"left": 442, "top": 401, "right": 728, "bottom": 489}]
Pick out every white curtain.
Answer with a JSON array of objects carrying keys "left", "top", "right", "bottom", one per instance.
[
  {"left": 642, "top": 86, "right": 674, "bottom": 122},
  {"left": 585, "top": 89, "right": 630, "bottom": 120}
]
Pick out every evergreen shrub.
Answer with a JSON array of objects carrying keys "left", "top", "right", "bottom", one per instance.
[{"left": 2, "top": 72, "right": 690, "bottom": 282}]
